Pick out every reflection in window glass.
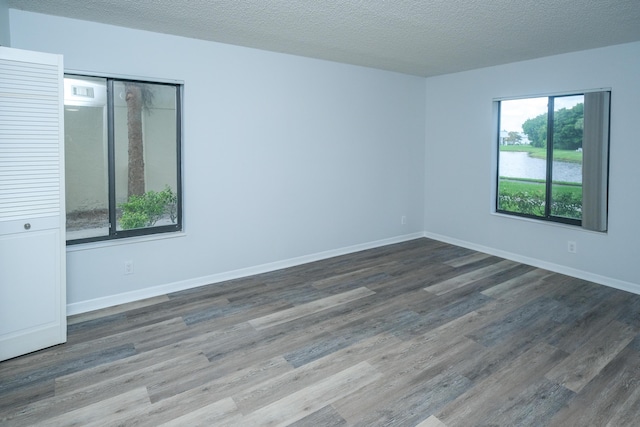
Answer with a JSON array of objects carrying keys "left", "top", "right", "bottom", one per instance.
[{"left": 64, "top": 76, "right": 109, "bottom": 240}]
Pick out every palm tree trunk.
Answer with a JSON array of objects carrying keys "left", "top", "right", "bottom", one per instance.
[{"left": 125, "top": 83, "right": 145, "bottom": 197}]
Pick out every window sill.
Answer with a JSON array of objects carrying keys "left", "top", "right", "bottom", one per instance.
[
  {"left": 66, "top": 230, "right": 187, "bottom": 253},
  {"left": 490, "top": 211, "right": 607, "bottom": 234}
]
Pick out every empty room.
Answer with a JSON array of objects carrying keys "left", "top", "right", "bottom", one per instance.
[{"left": 1, "top": 0, "right": 640, "bottom": 425}]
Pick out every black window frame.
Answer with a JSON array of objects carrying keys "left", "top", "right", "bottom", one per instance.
[
  {"left": 495, "top": 91, "right": 610, "bottom": 229},
  {"left": 65, "top": 73, "right": 183, "bottom": 245}
]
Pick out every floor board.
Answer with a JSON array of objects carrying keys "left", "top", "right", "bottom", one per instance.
[{"left": 1, "top": 238, "right": 639, "bottom": 426}]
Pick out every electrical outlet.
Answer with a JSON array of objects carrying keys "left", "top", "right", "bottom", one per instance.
[
  {"left": 567, "top": 241, "right": 577, "bottom": 254},
  {"left": 401, "top": 215, "right": 407, "bottom": 225},
  {"left": 124, "top": 260, "right": 134, "bottom": 275}
]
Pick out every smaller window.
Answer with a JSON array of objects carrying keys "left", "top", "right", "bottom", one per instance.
[
  {"left": 64, "top": 75, "right": 182, "bottom": 243},
  {"left": 496, "top": 91, "right": 610, "bottom": 231}
]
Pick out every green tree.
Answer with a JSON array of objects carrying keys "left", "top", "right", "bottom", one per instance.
[
  {"left": 504, "top": 131, "right": 522, "bottom": 144},
  {"left": 553, "top": 103, "right": 583, "bottom": 150},
  {"left": 522, "top": 113, "right": 548, "bottom": 148},
  {"left": 522, "top": 103, "right": 584, "bottom": 150}
]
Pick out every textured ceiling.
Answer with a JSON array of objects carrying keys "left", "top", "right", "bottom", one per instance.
[{"left": 7, "top": 0, "right": 640, "bottom": 77}]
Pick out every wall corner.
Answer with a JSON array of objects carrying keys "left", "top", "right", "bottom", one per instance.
[{"left": 0, "top": 0, "right": 10, "bottom": 47}]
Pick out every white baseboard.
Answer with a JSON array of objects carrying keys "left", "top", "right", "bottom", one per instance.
[
  {"left": 67, "top": 230, "right": 639, "bottom": 316},
  {"left": 66, "top": 232, "right": 425, "bottom": 316},
  {"left": 423, "top": 231, "right": 640, "bottom": 296}
]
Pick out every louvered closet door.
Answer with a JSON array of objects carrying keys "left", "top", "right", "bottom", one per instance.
[{"left": 0, "top": 47, "right": 66, "bottom": 361}]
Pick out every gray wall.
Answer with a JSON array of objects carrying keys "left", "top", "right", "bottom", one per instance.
[
  {"left": 0, "top": 0, "right": 10, "bottom": 46},
  {"left": 9, "top": 10, "right": 426, "bottom": 310},
  {"left": 10, "top": 8, "right": 638, "bottom": 311},
  {"left": 424, "top": 41, "right": 640, "bottom": 292}
]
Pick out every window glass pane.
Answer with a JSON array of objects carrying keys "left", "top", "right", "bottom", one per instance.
[
  {"left": 113, "top": 81, "right": 178, "bottom": 231},
  {"left": 550, "top": 95, "right": 583, "bottom": 220},
  {"left": 497, "top": 97, "right": 548, "bottom": 217},
  {"left": 64, "top": 76, "right": 109, "bottom": 240}
]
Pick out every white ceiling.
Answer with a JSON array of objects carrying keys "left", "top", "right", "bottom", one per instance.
[{"left": 8, "top": 0, "right": 640, "bottom": 77}]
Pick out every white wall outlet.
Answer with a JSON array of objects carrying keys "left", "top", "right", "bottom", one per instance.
[
  {"left": 567, "top": 241, "right": 577, "bottom": 253},
  {"left": 401, "top": 215, "right": 407, "bottom": 225},
  {"left": 124, "top": 260, "right": 134, "bottom": 275}
]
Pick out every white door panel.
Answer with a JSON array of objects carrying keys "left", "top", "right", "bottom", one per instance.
[
  {"left": 0, "top": 47, "right": 66, "bottom": 361},
  {"left": 0, "top": 229, "right": 64, "bottom": 360}
]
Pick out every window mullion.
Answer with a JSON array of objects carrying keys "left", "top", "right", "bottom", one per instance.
[
  {"left": 544, "top": 97, "right": 554, "bottom": 219},
  {"left": 175, "top": 85, "right": 183, "bottom": 228},
  {"left": 106, "top": 79, "right": 117, "bottom": 236}
]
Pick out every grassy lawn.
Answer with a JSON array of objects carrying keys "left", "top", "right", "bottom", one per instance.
[
  {"left": 499, "top": 179, "right": 582, "bottom": 197},
  {"left": 499, "top": 144, "right": 583, "bottom": 163}
]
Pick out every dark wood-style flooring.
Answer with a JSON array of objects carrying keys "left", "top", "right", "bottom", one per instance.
[{"left": 1, "top": 238, "right": 640, "bottom": 426}]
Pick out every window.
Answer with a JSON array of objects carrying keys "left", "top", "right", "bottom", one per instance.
[
  {"left": 496, "top": 91, "right": 610, "bottom": 231},
  {"left": 64, "top": 75, "right": 182, "bottom": 243}
]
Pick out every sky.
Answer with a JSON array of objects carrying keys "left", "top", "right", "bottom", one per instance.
[{"left": 500, "top": 95, "right": 583, "bottom": 134}]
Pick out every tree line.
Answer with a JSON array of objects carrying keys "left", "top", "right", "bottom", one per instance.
[{"left": 522, "top": 103, "right": 584, "bottom": 150}]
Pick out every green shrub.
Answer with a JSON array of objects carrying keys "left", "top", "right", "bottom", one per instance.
[
  {"left": 498, "top": 189, "right": 582, "bottom": 219},
  {"left": 550, "top": 191, "right": 582, "bottom": 219},
  {"left": 498, "top": 190, "right": 546, "bottom": 216},
  {"left": 119, "top": 186, "right": 177, "bottom": 230}
]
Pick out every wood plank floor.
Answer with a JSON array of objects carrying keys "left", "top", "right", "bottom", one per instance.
[{"left": 2, "top": 238, "right": 640, "bottom": 426}]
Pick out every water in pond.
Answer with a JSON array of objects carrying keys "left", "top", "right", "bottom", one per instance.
[{"left": 499, "top": 151, "right": 582, "bottom": 183}]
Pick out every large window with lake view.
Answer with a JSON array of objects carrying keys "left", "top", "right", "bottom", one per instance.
[
  {"left": 496, "top": 91, "right": 610, "bottom": 231},
  {"left": 64, "top": 75, "right": 182, "bottom": 244}
]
